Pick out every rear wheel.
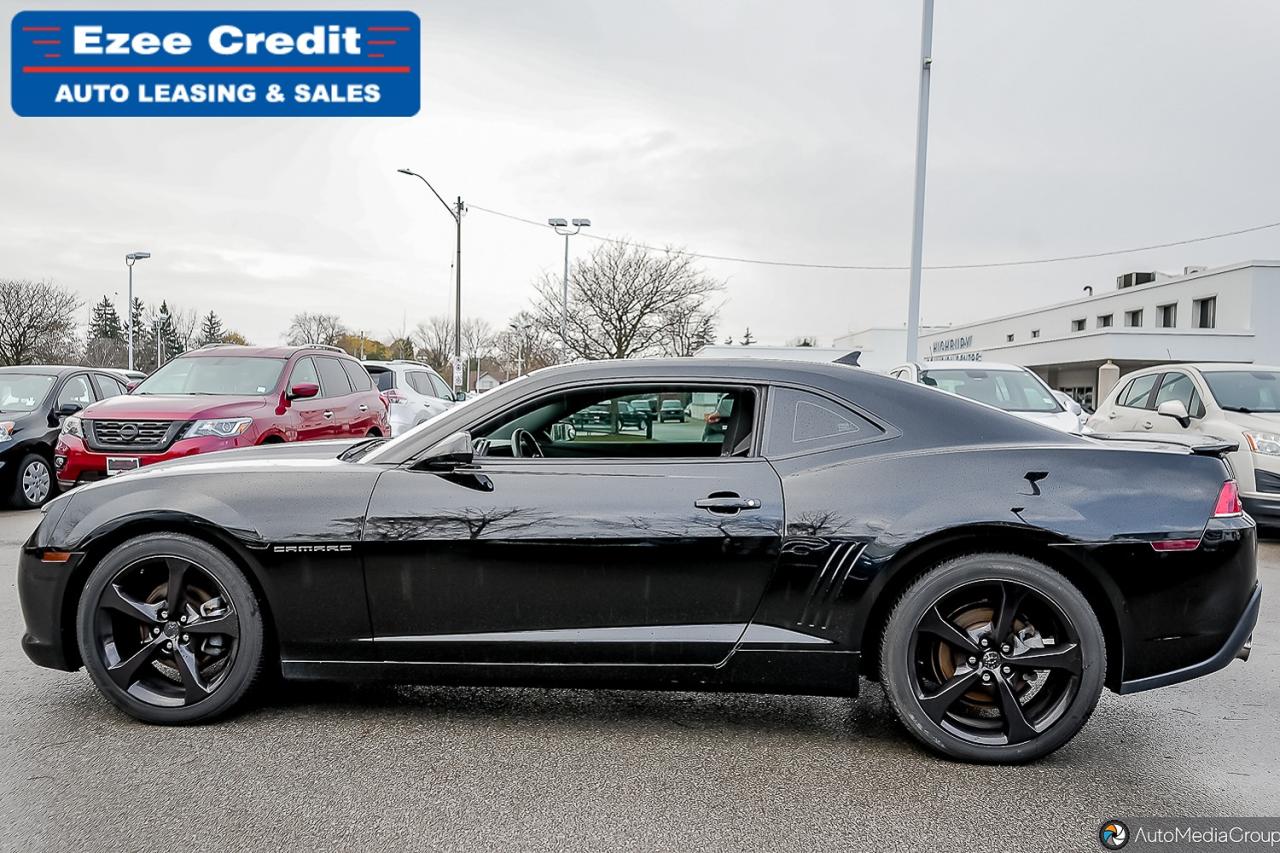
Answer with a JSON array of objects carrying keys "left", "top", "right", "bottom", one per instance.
[
  {"left": 76, "top": 533, "right": 265, "bottom": 724},
  {"left": 879, "top": 553, "right": 1105, "bottom": 763}
]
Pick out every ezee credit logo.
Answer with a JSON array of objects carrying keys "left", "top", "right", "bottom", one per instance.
[{"left": 11, "top": 10, "right": 419, "bottom": 116}]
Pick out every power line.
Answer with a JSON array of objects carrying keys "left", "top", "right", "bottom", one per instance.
[{"left": 469, "top": 204, "right": 1280, "bottom": 272}]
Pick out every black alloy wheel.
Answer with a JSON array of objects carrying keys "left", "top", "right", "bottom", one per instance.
[
  {"left": 77, "top": 533, "right": 265, "bottom": 724},
  {"left": 880, "top": 553, "right": 1105, "bottom": 763}
]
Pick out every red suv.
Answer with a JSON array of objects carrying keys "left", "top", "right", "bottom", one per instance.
[{"left": 55, "top": 344, "right": 389, "bottom": 488}]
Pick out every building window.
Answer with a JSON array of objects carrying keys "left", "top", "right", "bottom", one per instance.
[
  {"left": 1158, "top": 303, "right": 1177, "bottom": 328},
  {"left": 1097, "top": 314, "right": 1114, "bottom": 328},
  {"left": 1125, "top": 308, "right": 1143, "bottom": 327},
  {"left": 1071, "top": 318, "right": 1086, "bottom": 332},
  {"left": 1193, "top": 296, "right": 1216, "bottom": 329},
  {"left": 1031, "top": 329, "right": 1040, "bottom": 339},
  {"left": 1006, "top": 333, "right": 1014, "bottom": 342}
]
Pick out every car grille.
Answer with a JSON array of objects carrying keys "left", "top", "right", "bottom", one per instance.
[{"left": 87, "top": 419, "right": 177, "bottom": 451}]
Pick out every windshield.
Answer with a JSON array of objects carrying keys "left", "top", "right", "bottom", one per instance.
[
  {"left": 0, "top": 373, "right": 56, "bottom": 413},
  {"left": 921, "top": 367, "right": 1061, "bottom": 413},
  {"left": 135, "top": 356, "right": 287, "bottom": 396},
  {"left": 1202, "top": 370, "right": 1280, "bottom": 413}
]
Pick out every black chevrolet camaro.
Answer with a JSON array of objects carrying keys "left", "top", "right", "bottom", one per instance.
[{"left": 18, "top": 359, "right": 1261, "bottom": 762}]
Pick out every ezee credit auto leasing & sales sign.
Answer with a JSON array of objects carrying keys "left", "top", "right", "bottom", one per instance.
[{"left": 10, "top": 10, "right": 420, "bottom": 116}]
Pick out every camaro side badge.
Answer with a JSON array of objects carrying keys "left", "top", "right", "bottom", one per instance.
[{"left": 271, "top": 544, "right": 354, "bottom": 553}]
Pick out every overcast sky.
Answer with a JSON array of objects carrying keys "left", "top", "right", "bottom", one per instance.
[{"left": 3, "top": 0, "right": 1279, "bottom": 348}]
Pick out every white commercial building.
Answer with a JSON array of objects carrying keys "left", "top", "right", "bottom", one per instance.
[{"left": 836, "top": 261, "right": 1280, "bottom": 408}]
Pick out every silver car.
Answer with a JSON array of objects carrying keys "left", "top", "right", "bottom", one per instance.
[{"left": 361, "top": 360, "right": 458, "bottom": 436}]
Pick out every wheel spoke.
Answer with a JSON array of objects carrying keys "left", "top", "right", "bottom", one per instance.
[
  {"left": 994, "top": 677, "right": 1038, "bottom": 743},
  {"left": 164, "top": 558, "right": 188, "bottom": 616},
  {"left": 185, "top": 610, "right": 239, "bottom": 639},
  {"left": 917, "top": 606, "right": 979, "bottom": 655},
  {"left": 172, "top": 642, "right": 213, "bottom": 704},
  {"left": 991, "top": 582, "right": 1027, "bottom": 645},
  {"left": 100, "top": 583, "right": 161, "bottom": 625},
  {"left": 1012, "top": 642, "right": 1082, "bottom": 675},
  {"left": 917, "top": 669, "right": 982, "bottom": 724},
  {"left": 106, "top": 638, "right": 162, "bottom": 690}
]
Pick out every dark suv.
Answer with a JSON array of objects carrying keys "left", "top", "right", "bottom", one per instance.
[{"left": 54, "top": 345, "right": 389, "bottom": 488}]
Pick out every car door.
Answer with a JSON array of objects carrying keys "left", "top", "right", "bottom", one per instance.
[
  {"left": 314, "top": 356, "right": 355, "bottom": 437},
  {"left": 339, "top": 358, "right": 380, "bottom": 434},
  {"left": 361, "top": 381, "right": 784, "bottom": 666},
  {"left": 286, "top": 357, "right": 329, "bottom": 442},
  {"left": 55, "top": 372, "right": 97, "bottom": 417},
  {"left": 1101, "top": 372, "right": 1160, "bottom": 432}
]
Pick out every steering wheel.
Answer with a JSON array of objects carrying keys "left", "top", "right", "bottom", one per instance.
[{"left": 510, "top": 428, "right": 544, "bottom": 458}]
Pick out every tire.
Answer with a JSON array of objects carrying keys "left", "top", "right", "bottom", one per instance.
[
  {"left": 10, "top": 452, "right": 54, "bottom": 509},
  {"left": 76, "top": 533, "right": 266, "bottom": 724},
  {"left": 879, "top": 552, "right": 1105, "bottom": 763}
]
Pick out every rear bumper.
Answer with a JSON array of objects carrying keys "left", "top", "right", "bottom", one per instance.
[{"left": 1119, "top": 582, "right": 1261, "bottom": 694}]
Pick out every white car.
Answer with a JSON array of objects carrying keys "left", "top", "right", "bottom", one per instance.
[
  {"left": 361, "top": 360, "right": 458, "bottom": 436},
  {"left": 1087, "top": 363, "right": 1280, "bottom": 526},
  {"left": 889, "top": 361, "right": 1083, "bottom": 433}
]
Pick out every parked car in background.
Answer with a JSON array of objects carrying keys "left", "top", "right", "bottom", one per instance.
[
  {"left": 102, "top": 368, "right": 147, "bottom": 389},
  {"left": 571, "top": 400, "right": 646, "bottom": 431},
  {"left": 1052, "top": 390, "right": 1090, "bottom": 433},
  {"left": 659, "top": 399, "right": 687, "bottom": 422},
  {"left": 54, "top": 344, "right": 388, "bottom": 489},
  {"left": 890, "top": 361, "right": 1082, "bottom": 433},
  {"left": 0, "top": 365, "right": 131, "bottom": 508},
  {"left": 1087, "top": 363, "right": 1280, "bottom": 525},
  {"left": 361, "top": 360, "right": 458, "bottom": 436}
]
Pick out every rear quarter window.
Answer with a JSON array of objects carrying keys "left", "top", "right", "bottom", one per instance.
[
  {"left": 763, "top": 387, "right": 884, "bottom": 457},
  {"left": 341, "top": 359, "right": 374, "bottom": 391}
]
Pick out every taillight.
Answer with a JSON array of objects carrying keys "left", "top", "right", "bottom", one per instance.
[
  {"left": 384, "top": 389, "right": 407, "bottom": 405},
  {"left": 1213, "top": 480, "right": 1243, "bottom": 517}
]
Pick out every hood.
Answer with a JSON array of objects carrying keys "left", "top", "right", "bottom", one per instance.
[
  {"left": 1226, "top": 411, "right": 1280, "bottom": 433},
  {"left": 79, "top": 394, "right": 274, "bottom": 421},
  {"left": 1010, "top": 409, "right": 1081, "bottom": 433}
]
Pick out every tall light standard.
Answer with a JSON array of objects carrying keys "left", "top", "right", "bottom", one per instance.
[
  {"left": 904, "top": 0, "right": 934, "bottom": 362},
  {"left": 547, "top": 217, "right": 590, "bottom": 357},
  {"left": 124, "top": 251, "right": 151, "bottom": 371},
  {"left": 398, "top": 168, "right": 465, "bottom": 390}
]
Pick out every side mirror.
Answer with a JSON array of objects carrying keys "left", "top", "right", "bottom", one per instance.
[
  {"left": 419, "top": 430, "right": 474, "bottom": 469},
  {"left": 1156, "top": 399, "right": 1191, "bottom": 428},
  {"left": 453, "top": 390, "right": 467, "bottom": 403},
  {"left": 288, "top": 382, "right": 320, "bottom": 400},
  {"left": 56, "top": 402, "right": 82, "bottom": 417},
  {"left": 125, "top": 380, "right": 141, "bottom": 393}
]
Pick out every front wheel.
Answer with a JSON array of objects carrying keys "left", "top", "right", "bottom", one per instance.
[
  {"left": 76, "top": 533, "right": 266, "bottom": 724},
  {"left": 879, "top": 553, "right": 1105, "bottom": 763},
  {"left": 10, "top": 452, "right": 54, "bottom": 508}
]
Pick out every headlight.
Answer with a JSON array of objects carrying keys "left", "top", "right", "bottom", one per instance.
[
  {"left": 183, "top": 418, "right": 252, "bottom": 439},
  {"left": 0, "top": 421, "right": 13, "bottom": 443},
  {"left": 60, "top": 416, "right": 83, "bottom": 438},
  {"left": 1244, "top": 431, "right": 1280, "bottom": 456}
]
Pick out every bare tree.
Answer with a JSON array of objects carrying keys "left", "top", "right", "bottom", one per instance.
[
  {"left": 412, "top": 315, "right": 453, "bottom": 372},
  {"left": 286, "top": 312, "right": 345, "bottom": 347},
  {"left": 660, "top": 309, "right": 718, "bottom": 357},
  {"left": 496, "top": 310, "right": 561, "bottom": 376},
  {"left": 532, "top": 240, "right": 723, "bottom": 360},
  {"left": 0, "top": 278, "right": 81, "bottom": 365},
  {"left": 461, "top": 317, "right": 495, "bottom": 360}
]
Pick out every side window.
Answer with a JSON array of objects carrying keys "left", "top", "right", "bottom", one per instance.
[
  {"left": 289, "top": 357, "right": 320, "bottom": 391},
  {"left": 57, "top": 374, "right": 95, "bottom": 409},
  {"left": 407, "top": 371, "right": 434, "bottom": 396},
  {"left": 92, "top": 373, "right": 126, "bottom": 399},
  {"left": 428, "top": 373, "right": 453, "bottom": 399},
  {"left": 763, "top": 387, "right": 883, "bottom": 457},
  {"left": 1153, "top": 372, "right": 1196, "bottom": 411},
  {"left": 473, "top": 385, "right": 755, "bottom": 459},
  {"left": 340, "top": 359, "right": 373, "bottom": 391},
  {"left": 316, "top": 357, "right": 353, "bottom": 397},
  {"left": 1118, "top": 374, "right": 1159, "bottom": 409}
]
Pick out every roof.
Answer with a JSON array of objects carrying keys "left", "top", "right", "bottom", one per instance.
[
  {"left": 1125, "top": 362, "right": 1280, "bottom": 374},
  {"left": 183, "top": 344, "right": 352, "bottom": 359},
  {"left": 0, "top": 364, "right": 83, "bottom": 375}
]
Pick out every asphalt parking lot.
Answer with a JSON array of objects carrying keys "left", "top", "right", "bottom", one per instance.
[{"left": 1, "top": 509, "right": 1276, "bottom": 852}]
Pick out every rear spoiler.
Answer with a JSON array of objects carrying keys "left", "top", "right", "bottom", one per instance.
[{"left": 1087, "top": 432, "right": 1239, "bottom": 458}]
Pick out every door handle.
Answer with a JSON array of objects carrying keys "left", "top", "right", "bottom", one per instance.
[
  {"left": 358, "top": 404, "right": 369, "bottom": 412},
  {"left": 1141, "top": 420, "right": 1154, "bottom": 430},
  {"left": 694, "top": 495, "right": 762, "bottom": 514},
  {"left": 323, "top": 410, "right": 334, "bottom": 419},
  {"left": 1107, "top": 411, "right": 1120, "bottom": 419}
]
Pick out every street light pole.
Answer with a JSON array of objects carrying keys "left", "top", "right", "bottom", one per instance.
[
  {"left": 124, "top": 251, "right": 151, "bottom": 371},
  {"left": 398, "top": 168, "right": 465, "bottom": 390},
  {"left": 905, "top": 0, "right": 934, "bottom": 363},
  {"left": 547, "top": 217, "right": 591, "bottom": 359}
]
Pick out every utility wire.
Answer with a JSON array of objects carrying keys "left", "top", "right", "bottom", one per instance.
[{"left": 469, "top": 204, "right": 1280, "bottom": 272}]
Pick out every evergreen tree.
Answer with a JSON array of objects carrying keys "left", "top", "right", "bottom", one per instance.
[
  {"left": 198, "top": 310, "right": 225, "bottom": 346},
  {"left": 88, "top": 296, "right": 123, "bottom": 341},
  {"left": 740, "top": 327, "right": 756, "bottom": 346},
  {"left": 156, "top": 301, "right": 185, "bottom": 365}
]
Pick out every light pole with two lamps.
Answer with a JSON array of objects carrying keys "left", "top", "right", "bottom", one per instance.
[
  {"left": 124, "top": 251, "right": 151, "bottom": 371},
  {"left": 547, "top": 217, "right": 590, "bottom": 358}
]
